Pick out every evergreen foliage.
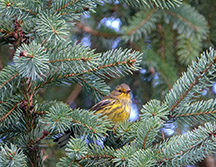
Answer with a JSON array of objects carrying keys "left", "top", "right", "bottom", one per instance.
[{"left": 0, "top": 0, "right": 216, "bottom": 167}]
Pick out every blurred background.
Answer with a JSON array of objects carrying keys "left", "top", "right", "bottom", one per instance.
[{"left": 1, "top": 0, "right": 216, "bottom": 166}]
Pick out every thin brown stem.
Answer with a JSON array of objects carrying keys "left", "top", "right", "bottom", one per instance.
[
  {"left": 49, "top": 57, "right": 92, "bottom": 63},
  {"left": 165, "top": 10, "right": 198, "bottom": 32},
  {"left": 127, "top": 9, "right": 156, "bottom": 36},
  {"left": 157, "top": 24, "right": 165, "bottom": 60},
  {"left": 54, "top": 0, "right": 81, "bottom": 13},
  {"left": 47, "top": 0, "right": 52, "bottom": 8},
  {"left": 142, "top": 126, "right": 154, "bottom": 149},
  {"left": 35, "top": 58, "right": 137, "bottom": 90},
  {"left": 0, "top": 102, "right": 20, "bottom": 122},
  {"left": 66, "top": 84, "right": 82, "bottom": 104},
  {"left": 76, "top": 22, "right": 120, "bottom": 38},
  {"left": 79, "top": 78, "right": 107, "bottom": 96},
  {"left": 0, "top": 73, "right": 19, "bottom": 89},
  {"left": 175, "top": 110, "right": 216, "bottom": 118},
  {"left": 71, "top": 118, "right": 97, "bottom": 134}
]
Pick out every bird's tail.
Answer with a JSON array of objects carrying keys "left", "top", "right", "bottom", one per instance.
[{"left": 53, "top": 129, "right": 74, "bottom": 147}]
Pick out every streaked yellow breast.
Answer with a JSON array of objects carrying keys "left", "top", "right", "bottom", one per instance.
[{"left": 95, "top": 99, "right": 131, "bottom": 124}]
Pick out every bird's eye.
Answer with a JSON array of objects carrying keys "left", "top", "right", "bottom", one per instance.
[{"left": 118, "top": 89, "right": 122, "bottom": 92}]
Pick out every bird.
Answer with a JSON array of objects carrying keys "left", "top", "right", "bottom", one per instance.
[
  {"left": 54, "top": 83, "right": 132, "bottom": 147},
  {"left": 91, "top": 83, "right": 131, "bottom": 124}
]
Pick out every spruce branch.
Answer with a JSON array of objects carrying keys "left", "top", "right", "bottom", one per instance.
[
  {"left": 128, "top": 148, "right": 156, "bottom": 167},
  {"left": 35, "top": 12, "right": 70, "bottom": 44},
  {"left": 114, "top": 121, "right": 139, "bottom": 146},
  {"left": 54, "top": 0, "right": 81, "bottom": 13},
  {"left": 0, "top": 101, "right": 20, "bottom": 122},
  {"left": 58, "top": 139, "right": 115, "bottom": 166},
  {"left": 70, "top": 109, "right": 112, "bottom": 139},
  {"left": 0, "top": 65, "right": 20, "bottom": 101},
  {"left": 164, "top": 4, "right": 209, "bottom": 40},
  {"left": 0, "top": 144, "right": 27, "bottom": 167},
  {"left": 47, "top": 0, "right": 52, "bottom": 8},
  {"left": 132, "top": 100, "right": 168, "bottom": 149},
  {"left": 144, "top": 49, "right": 178, "bottom": 89},
  {"left": 0, "top": 95, "right": 23, "bottom": 126},
  {"left": 49, "top": 57, "right": 92, "bottom": 63},
  {"left": 76, "top": 22, "right": 121, "bottom": 38},
  {"left": 158, "top": 122, "right": 216, "bottom": 166},
  {"left": 177, "top": 34, "right": 202, "bottom": 65},
  {"left": 119, "top": 0, "right": 182, "bottom": 9},
  {"left": 40, "top": 102, "right": 112, "bottom": 139},
  {"left": 13, "top": 41, "right": 50, "bottom": 81},
  {"left": 76, "top": 74, "right": 110, "bottom": 99},
  {"left": 40, "top": 102, "right": 73, "bottom": 134},
  {"left": 157, "top": 24, "right": 165, "bottom": 60},
  {"left": 173, "top": 99, "right": 216, "bottom": 125},
  {"left": 36, "top": 47, "right": 142, "bottom": 95},
  {"left": 122, "top": 9, "right": 160, "bottom": 42},
  {"left": 0, "top": 123, "right": 23, "bottom": 140},
  {"left": 113, "top": 145, "right": 136, "bottom": 167},
  {"left": 176, "top": 110, "right": 216, "bottom": 117},
  {"left": 0, "top": 68, "right": 19, "bottom": 89},
  {"left": 165, "top": 48, "right": 216, "bottom": 115},
  {"left": 52, "top": 0, "right": 97, "bottom": 17}
]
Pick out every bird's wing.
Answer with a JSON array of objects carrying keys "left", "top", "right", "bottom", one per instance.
[
  {"left": 90, "top": 97, "right": 127, "bottom": 123},
  {"left": 90, "top": 97, "right": 116, "bottom": 113}
]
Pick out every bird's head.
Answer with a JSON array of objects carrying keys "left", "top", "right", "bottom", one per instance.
[{"left": 110, "top": 83, "right": 131, "bottom": 100}]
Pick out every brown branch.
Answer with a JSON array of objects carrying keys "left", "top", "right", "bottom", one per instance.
[
  {"left": 165, "top": 10, "right": 198, "bottom": 32},
  {"left": 76, "top": 22, "right": 121, "bottom": 38},
  {"left": 71, "top": 118, "right": 97, "bottom": 134},
  {"left": 175, "top": 110, "right": 216, "bottom": 118},
  {"left": 142, "top": 126, "right": 154, "bottom": 149},
  {"left": 81, "top": 154, "right": 114, "bottom": 160},
  {"left": 49, "top": 57, "right": 92, "bottom": 63},
  {"left": 71, "top": 154, "right": 114, "bottom": 166},
  {"left": 79, "top": 78, "right": 107, "bottom": 96},
  {"left": 0, "top": 73, "right": 19, "bottom": 89},
  {"left": 0, "top": 102, "right": 20, "bottom": 122},
  {"left": 35, "top": 58, "right": 137, "bottom": 90},
  {"left": 47, "top": 0, "right": 52, "bottom": 8},
  {"left": 170, "top": 58, "right": 216, "bottom": 113},
  {"left": 66, "top": 84, "right": 82, "bottom": 104},
  {"left": 60, "top": 59, "right": 135, "bottom": 79},
  {"left": 157, "top": 24, "right": 165, "bottom": 60},
  {"left": 4, "top": 1, "right": 36, "bottom": 15},
  {"left": 0, "top": 29, "right": 13, "bottom": 34},
  {"left": 35, "top": 131, "right": 49, "bottom": 143},
  {"left": 20, "top": 7, "right": 37, "bottom": 16},
  {"left": 127, "top": 8, "right": 156, "bottom": 36},
  {"left": 158, "top": 69, "right": 172, "bottom": 89},
  {"left": 34, "top": 111, "right": 47, "bottom": 115},
  {"left": 161, "top": 129, "right": 165, "bottom": 141},
  {"left": 54, "top": 0, "right": 81, "bottom": 13}
]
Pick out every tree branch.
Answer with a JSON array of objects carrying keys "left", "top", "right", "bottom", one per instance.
[
  {"left": 54, "top": 0, "right": 81, "bottom": 13},
  {"left": 76, "top": 22, "right": 120, "bottom": 38},
  {"left": 127, "top": 8, "right": 156, "bottom": 36},
  {"left": 170, "top": 58, "right": 216, "bottom": 113},
  {"left": 0, "top": 102, "right": 20, "bottom": 122},
  {"left": 0, "top": 73, "right": 19, "bottom": 89},
  {"left": 165, "top": 10, "right": 198, "bottom": 32},
  {"left": 175, "top": 110, "right": 216, "bottom": 118}
]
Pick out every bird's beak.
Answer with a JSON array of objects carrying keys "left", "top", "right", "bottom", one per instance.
[{"left": 126, "top": 90, "right": 131, "bottom": 93}]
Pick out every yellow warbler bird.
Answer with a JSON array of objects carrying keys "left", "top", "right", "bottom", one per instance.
[
  {"left": 55, "top": 83, "right": 132, "bottom": 146},
  {"left": 91, "top": 83, "right": 131, "bottom": 124}
]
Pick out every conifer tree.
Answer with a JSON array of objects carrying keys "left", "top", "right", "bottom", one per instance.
[{"left": 0, "top": 0, "right": 216, "bottom": 167}]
